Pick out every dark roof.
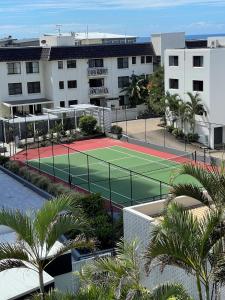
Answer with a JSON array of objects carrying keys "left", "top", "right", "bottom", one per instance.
[
  {"left": 48, "top": 43, "right": 155, "bottom": 60},
  {"left": 3, "top": 98, "right": 52, "bottom": 106},
  {"left": 185, "top": 40, "right": 207, "bottom": 48},
  {"left": 0, "top": 47, "right": 43, "bottom": 61}
]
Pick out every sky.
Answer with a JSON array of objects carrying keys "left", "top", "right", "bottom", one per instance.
[{"left": 0, "top": 0, "right": 225, "bottom": 38}]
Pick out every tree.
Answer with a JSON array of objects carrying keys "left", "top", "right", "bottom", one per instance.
[
  {"left": 186, "top": 92, "right": 207, "bottom": 133},
  {"left": 0, "top": 195, "right": 94, "bottom": 300},
  {"left": 146, "top": 66, "right": 165, "bottom": 115},
  {"left": 79, "top": 115, "right": 97, "bottom": 135},
  {"left": 121, "top": 74, "right": 147, "bottom": 107},
  {"left": 145, "top": 201, "right": 225, "bottom": 300},
  {"left": 78, "top": 239, "right": 190, "bottom": 300}
]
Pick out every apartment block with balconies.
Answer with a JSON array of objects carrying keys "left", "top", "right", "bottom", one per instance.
[{"left": 164, "top": 37, "right": 225, "bottom": 149}]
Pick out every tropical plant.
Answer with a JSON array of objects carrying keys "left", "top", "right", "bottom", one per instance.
[
  {"left": 79, "top": 115, "right": 97, "bottom": 135},
  {"left": 146, "top": 66, "right": 165, "bottom": 115},
  {"left": 170, "top": 163, "right": 225, "bottom": 209},
  {"left": 121, "top": 74, "right": 147, "bottom": 107},
  {"left": 0, "top": 195, "right": 94, "bottom": 300},
  {"left": 145, "top": 201, "right": 225, "bottom": 300},
  {"left": 78, "top": 239, "right": 190, "bottom": 300},
  {"left": 186, "top": 92, "right": 207, "bottom": 133}
]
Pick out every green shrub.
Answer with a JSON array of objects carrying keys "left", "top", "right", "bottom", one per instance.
[
  {"left": 110, "top": 125, "right": 122, "bottom": 135},
  {"left": 0, "top": 156, "right": 9, "bottom": 165},
  {"left": 76, "top": 193, "right": 104, "bottom": 217},
  {"left": 6, "top": 161, "right": 20, "bottom": 174},
  {"left": 166, "top": 125, "right": 174, "bottom": 133},
  {"left": 172, "top": 128, "right": 184, "bottom": 139},
  {"left": 79, "top": 115, "right": 97, "bottom": 135},
  {"left": 186, "top": 133, "right": 199, "bottom": 143}
]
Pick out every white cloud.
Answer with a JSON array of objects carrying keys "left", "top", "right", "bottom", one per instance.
[{"left": 1, "top": 0, "right": 225, "bottom": 12}]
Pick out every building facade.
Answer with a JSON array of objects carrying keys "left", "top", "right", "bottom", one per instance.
[
  {"left": 164, "top": 36, "right": 225, "bottom": 148},
  {"left": 0, "top": 42, "right": 155, "bottom": 118}
]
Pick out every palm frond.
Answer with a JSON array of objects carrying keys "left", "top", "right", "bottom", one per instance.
[
  {"left": 34, "top": 194, "right": 74, "bottom": 244},
  {"left": 0, "top": 208, "right": 33, "bottom": 245},
  {"left": 149, "top": 282, "right": 191, "bottom": 300}
]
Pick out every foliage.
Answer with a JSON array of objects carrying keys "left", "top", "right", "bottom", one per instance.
[
  {"left": 145, "top": 196, "right": 225, "bottom": 300},
  {"left": 146, "top": 66, "right": 165, "bottom": 115},
  {"left": 185, "top": 92, "right": 207, "bottom": 133},
  {"left": 186, "top": 133, "right": 199, "bottom": 142},
  {"left": 121, "top": 74, "right": 147, "bottom": 107},
  {"left": 172, "top": 128, "right": 185, "bottom": 139},
  {"left": 166, "top": 125, "right": 174, "bottom": 133},
  {"left": 0, "top": 155, "right": 9, "bottom": 165},
  {"left": 110, "top": 125, "right": 123, "bottom": 135},
  {"left": 78, "top": 239, "right": 190, "bottom": 300},
  {"left": 79, "top": 115, "right": 97, "bottom": 135},
  {"left": 0, "top": 195, "right": 94, "bottom": 299}
]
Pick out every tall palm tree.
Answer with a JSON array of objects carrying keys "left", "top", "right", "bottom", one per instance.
[
  {"left": 145, "top": 202, "right": 225, "bottom": 300},
  {"left": 121, "top": 74, "right": 146, "bottom": 107},
  {"left": 186, "top": 92, "right": 207, "bottom": 134},
  {"left": 0, "top": 195, "right": 94, "bottom": 300},
  {"left": 78, "top": 239, "right": 191, "bottom": 300}
]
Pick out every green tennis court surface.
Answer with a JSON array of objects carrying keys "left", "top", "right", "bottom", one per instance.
[{"left": 28, "top": 145, "right": 197, "bottom": 207}]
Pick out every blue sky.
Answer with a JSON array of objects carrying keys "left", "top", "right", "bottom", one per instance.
[{"left": 0, "top": 0, "right": 225, "bottom": 38}]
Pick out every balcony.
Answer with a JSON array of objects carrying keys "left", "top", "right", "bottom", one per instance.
[
  {"left": 87, "top": 67, "right": 108, "bottom": 77},
  {"left": 89, "top": 86, "right": 109, "bottom": 97}
]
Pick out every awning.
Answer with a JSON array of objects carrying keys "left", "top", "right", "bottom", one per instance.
[{"left": 2, "top": 98, "right": 53, "bottom": 107}]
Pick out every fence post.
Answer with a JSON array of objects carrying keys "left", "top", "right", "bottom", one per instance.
[
  {"left": 194, "top": 151, "right": 197, "bottom": 163},
  {"left": 130, "top": 171, "right": 133, "bottom": 206},
  {"left": 160, "top": 181, "right": 162, "bottom": 199},
  {"left": 108, "top": 163, "right": 114, "bottom": 243},
  {"left": 51, "top": 140, "right": 56, "bottom": 181},
  {"left": 68, "top": 147, "right": 71, "bottom": 188},
  {"left": 116, "top": 108, "right": 118, "bottom": 126},
  {"left": 37, "top": 138, "right": 41, "bottom": 172},
  {"left": 145, "top": 118, "right": 147, "bottom": 142},
  {"left": 124, "top": 107, "right": 128, "bottom": 139},
  {"left": 87, "top": 155, "right": 91, "bottom": 191},
  {"left": 163, "top": 125, "right": 166, "bottom": 148}
]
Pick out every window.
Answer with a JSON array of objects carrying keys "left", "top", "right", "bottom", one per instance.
[
  {"left": 27, "top": 81, "right": 41, "bottom": 94},
  {"left": 67, "top": 60, "right": 76, "bottom": 68},
  {"left": 169, "top": 56, "right": 179, "bottom": 66},
  {"left": 117, "top": 57, "right": 129, "bottom": 69},
  {"left": 67, "top": 80, "right": 77, "bottom": 88},
  {"left": 69, "top": 100, "right": 78, "bottom": 106},
  {"left": 89, "top": 78, "right": 104, "bottom": 87},
  {"left": 132, "top": 57, "right": 136, "bottom": 64},
  {"left": 118, "top": 76, "right": 129, "bottom": 88},
  {"left": 58, "top": 61, "right": 63, "bottom": 69},
  {"left": 59, "top": 81, "right": 64, "bottom": 89},
  {"left": 7, "top": 62, "right": 21, "bottom": 74},
  {"left": 146, "top": 56, "right": 152, "bottom": 63},
  {"left": 141, "top": 56, "right": 145, "bottom": 64},
  {"left": 169, "top": 79, "right": 179, "bottom": 89},
  {"left": 88, "top": 59, "right": 104, "bottom": 68},
  {"left": 8, "top": 83, "right": 22, "bottom": 95},
  {"left": 26, "top": 61, "right": 39, "bottom": 73},
  {"left": 193, "top": 80, "right": 203, "bottom": 92},
  {"left": 193, "top": 56, "right": 204, "bottom": 67},
  {"left": 60, "top": 101, "right": 65, "bottom": 108}
]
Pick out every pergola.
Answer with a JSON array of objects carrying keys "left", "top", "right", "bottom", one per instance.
[{"left": 2, "top": 98, "right": 53, "bottom": 117}]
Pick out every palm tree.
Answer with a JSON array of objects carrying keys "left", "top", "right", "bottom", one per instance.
[
  {"left": 121, "top": 74, "right": 146, "bottom": 107},
  {"left": 170, "top": 163, "right": 225, "bottom": 209},
  {"left": 145, "top": 201, "right": 225, "bottom": 300},
  {"left": 0, "top": 195, "right": 94, "bottom": 300},
  {"left": 186, "top": 92, "right": 207, "bottom": 134},
  {"left": 78, "top": 239, "right": 191, "bottom": 300}
]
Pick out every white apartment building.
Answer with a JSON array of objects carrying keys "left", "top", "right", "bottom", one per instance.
[
  {"left": 164, "top": 35, "right": 225, "bottom": 149},
  {"left": 0, "top": 41, "right": 155, "bottom": 118}
]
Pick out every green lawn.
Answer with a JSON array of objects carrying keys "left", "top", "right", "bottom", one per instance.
[{"left": 28, "top": 146, "right": 198, "bottom": 207}]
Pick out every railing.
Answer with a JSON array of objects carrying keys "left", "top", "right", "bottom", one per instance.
[
  {"left": 89, "top": 86, "right": 109, "bottom": 96},
  {"left": 87, "top": 67, "right": 108, "bottom": 77}
]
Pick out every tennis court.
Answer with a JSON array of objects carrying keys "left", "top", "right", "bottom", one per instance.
[{"left": 24, "top": 138, "right": 198, "bottom": 207}]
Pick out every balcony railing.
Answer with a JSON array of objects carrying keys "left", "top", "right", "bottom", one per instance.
[
  {"left": 89, "top": 86, "right": 109, "bottom": 96},
  {"left": 87, "top": 67, "right": 108, "bottom": 77}
]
